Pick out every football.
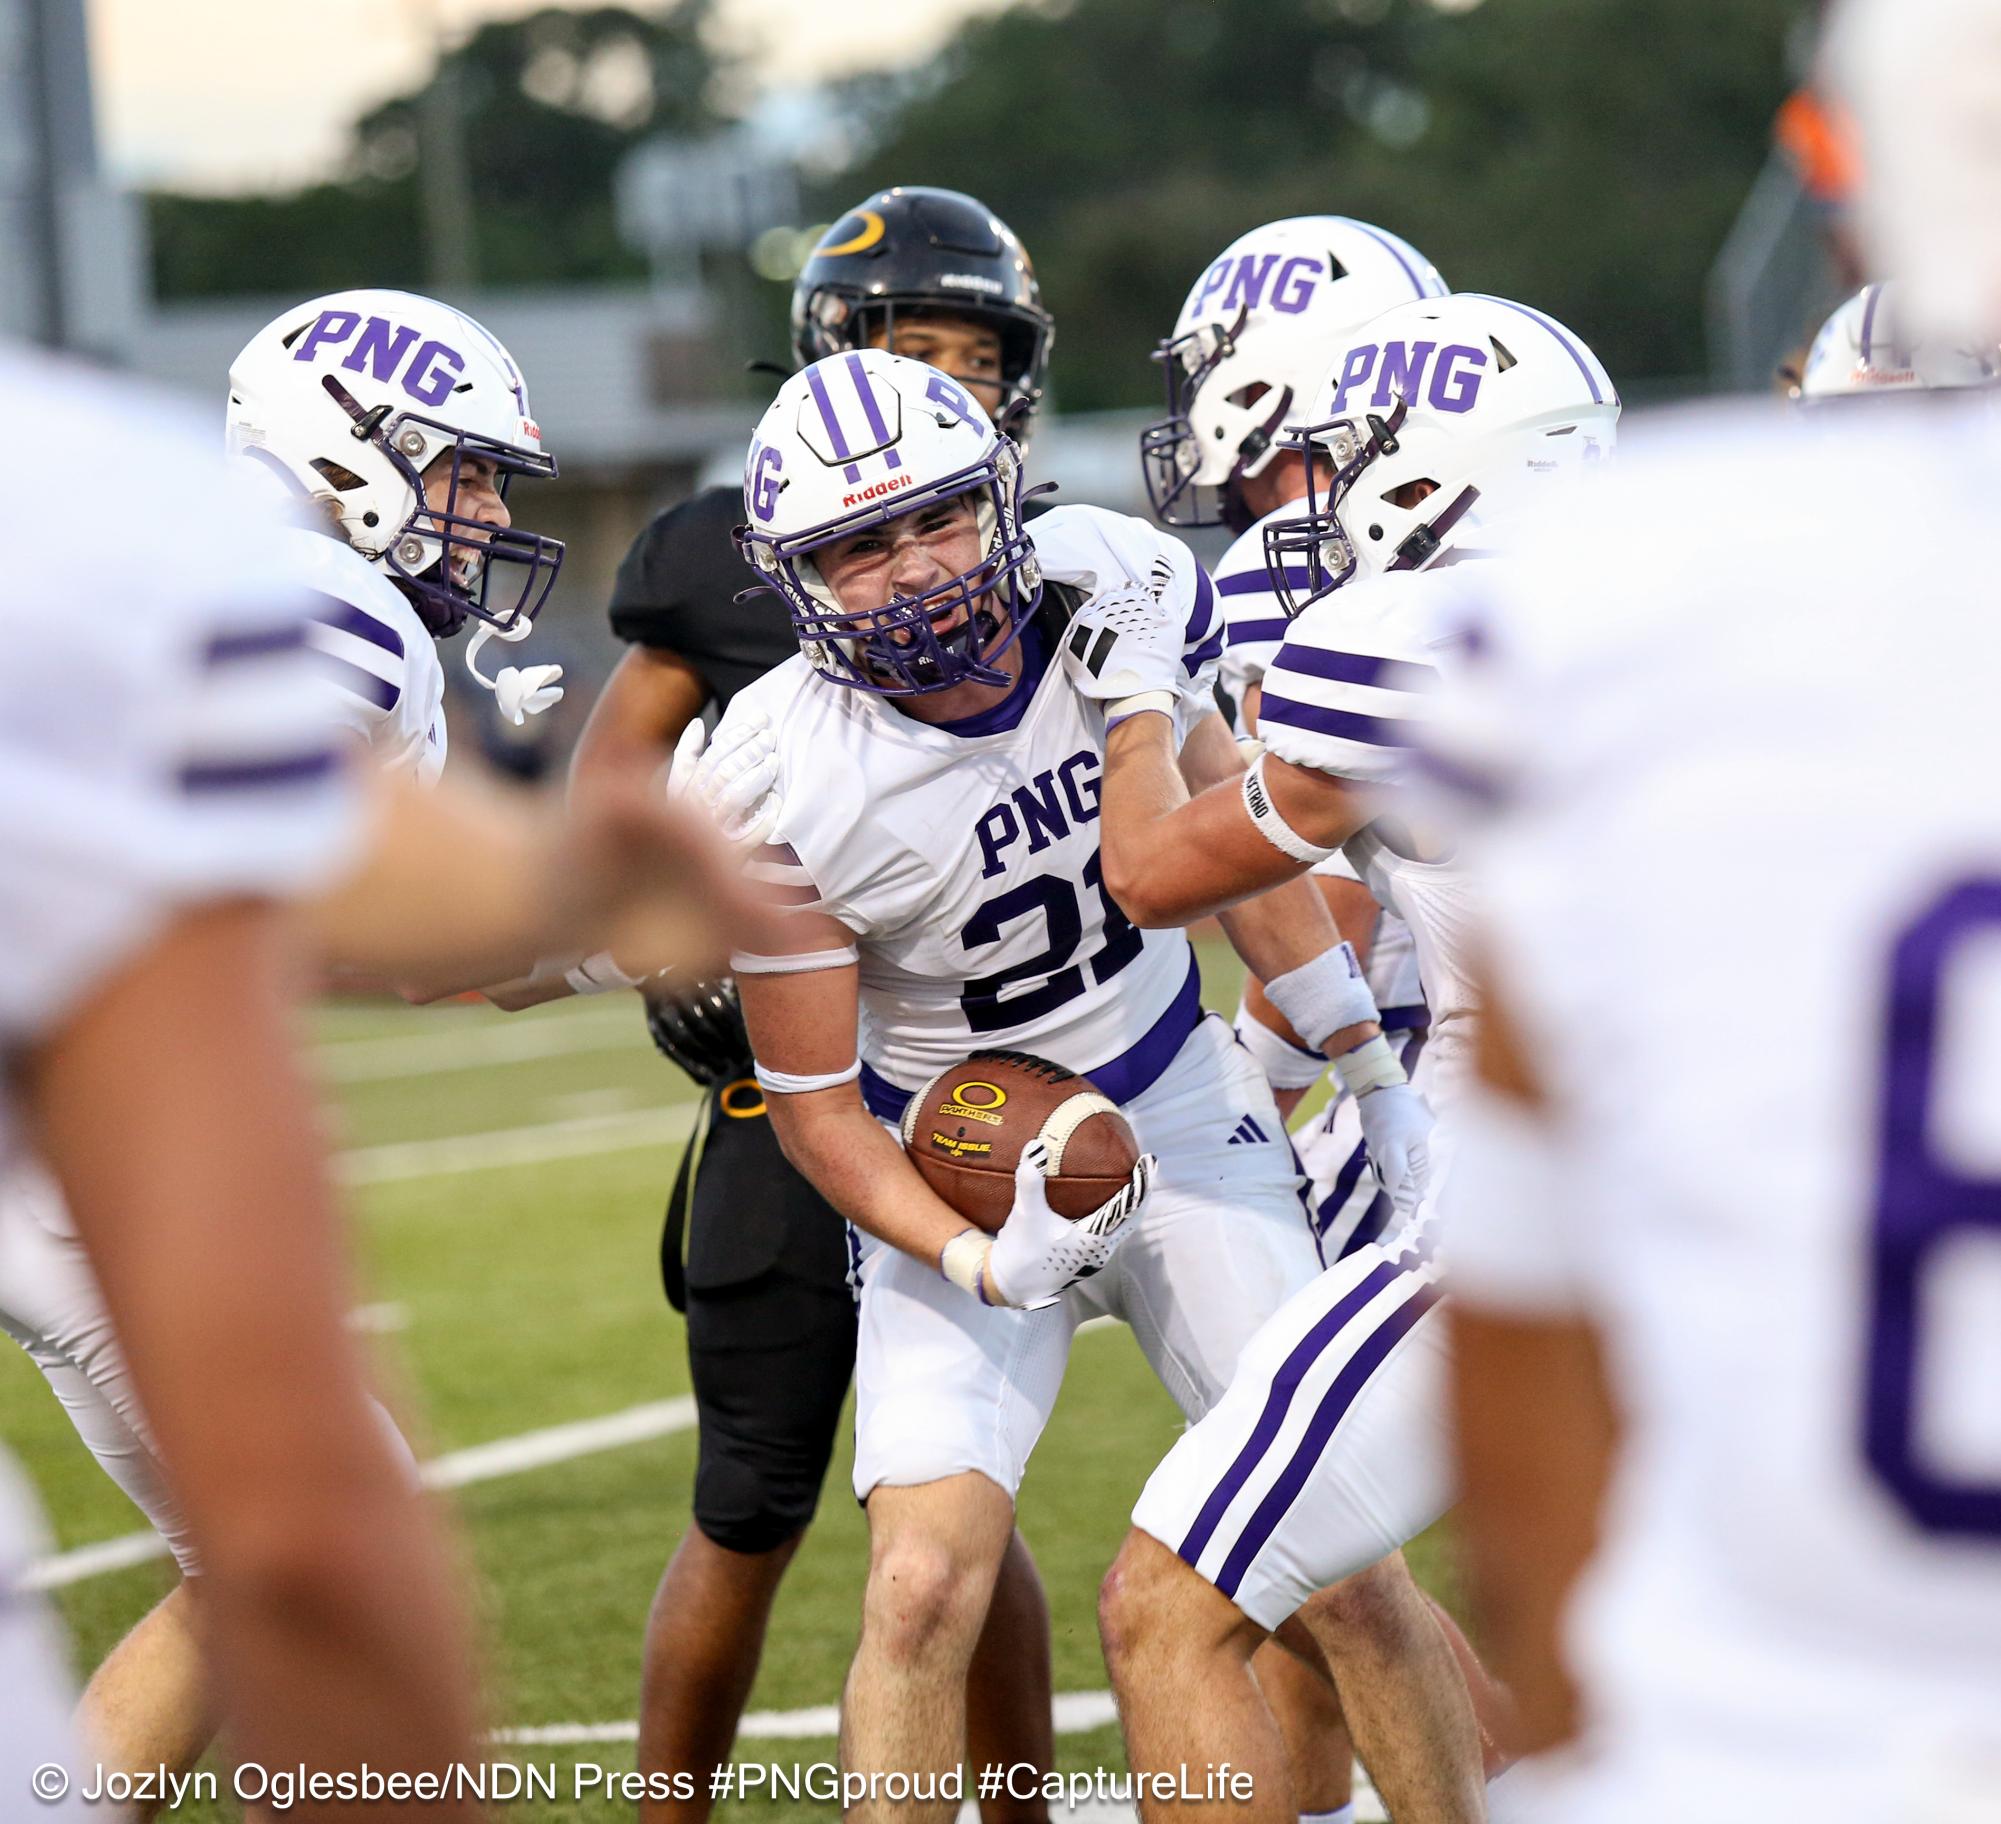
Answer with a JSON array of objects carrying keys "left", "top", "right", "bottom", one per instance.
[{"left": 901, "top": 1049, "right": 1142, "bottom": 1234}]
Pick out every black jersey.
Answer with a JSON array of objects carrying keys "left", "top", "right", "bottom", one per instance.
[{"left": 607, "top": 484, "right": 795, "bottom": 709}]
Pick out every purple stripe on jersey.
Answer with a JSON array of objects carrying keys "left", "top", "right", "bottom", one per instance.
[
  {"left": 1316, "top": 1137, "right": 1373, "bottom": 1240},
  {"left": 1227, "top": 616, "right": 1291, "bottom": 648},
  {"left": 202, "top": 622, "right": 308, "bottom": 665},
  {"left": 1467, "top": 294, "right": 1606, "bottom": 405},
  {"left": 318, "top": 652, "right": 401, "bottom": 711},
  {"left": 845, "top": 353, "right": 901, "bottom": 470},
  {"left": 1175, "top": 1257, "right": 1405, "bottom": 1563},
  {"left": 1275, "top": 644, "right": 1438, "bottom": 692},
  {"left": 1186, "top": 565, "right": 1218, "bottom": 645},
  {"left": 1258, "top": 689, "right": 1414, "bottom": 749},
  {"left": 858, "top": 952, "right": 1203, "bottom": 1126},
  {"left": 1860, "top": 283, "right": 1884, "bottom": 363},
  {"left": 1212, "top": 1279, "right": 1441, "bottom": 1600},
  {"left": 1345, "top": 219, "right": 1431, "bottom": 298},
  {"left": 805, "top": 364, "right": 855, "bottom": 460},
  {"left": 1183, "top": 626, "right": 1225, "bottom": 677},
  {"left": 1406, "top": 741, "right": 1503, "bottom": 809},
  {"left": 1208, "top": 568, "right": 1272, "bottom": 600},
  {"left": 310, "top": 594, "right": 404, "bottom": 658},
  {"left": 177, "top": 748, "right": 340, "bottom": 793}
]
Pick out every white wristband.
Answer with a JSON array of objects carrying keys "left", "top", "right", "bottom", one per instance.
[
  {"left": 1241, "top": 753, "right": 1338, "bottom": 866},
  {"left": 1108, "top": 689, "right": 1177, "bottom": 728},
  {"left": 1233, "top": 998, "right": 1329, "bottom": 1091},
  {"left": 1264, "top": 943, "right": 1381, "bottom": 1052},
  {"left": 940, "top": 1229, "right": 994, "bottom": 1301},
  {"left": 753, "top": 1058, "right": 862, "bottom": 1095},
  {"left": 1334, "top": 1034, "right": 1408, "bottom": 1097},
  {"left": 563, "top": 950, "right": 646, "bottom": 996}
]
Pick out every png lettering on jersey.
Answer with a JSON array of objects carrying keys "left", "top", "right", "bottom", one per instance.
[
  {"left": 291, "top": 309, "right": 468, "bottom": 409},
  {"left": 1189, "top": 252, "right": 1321, "bottom": 320},
  {"left": 1330, "top": 341, "right": 1488, "bottom": 416},
  {"left": 975, "top": 749, "right": 1102, "bottom": 879}
]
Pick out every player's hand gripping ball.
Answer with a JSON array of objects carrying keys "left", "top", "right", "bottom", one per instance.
[{"left": 900, "top": 1049, "right": 1141, "bottom": 1233}]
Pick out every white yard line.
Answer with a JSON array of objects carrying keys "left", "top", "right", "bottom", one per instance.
[
  {"left": 22, "top": 1397, "right": 697, "bottom": 1592},
  {"left": 312, "top": 1004, "right": 650, "bottom": 1083},
  {"left": 337, "top": 1109, "right": 686, "bottom": 1185}
]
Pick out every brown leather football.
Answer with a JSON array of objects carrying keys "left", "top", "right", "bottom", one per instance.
[{"left": 900, "top": 1049, "right": 1141, "bottom": 1234}]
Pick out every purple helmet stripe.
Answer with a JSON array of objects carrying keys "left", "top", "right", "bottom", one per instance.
[
  {"left": 845, "top": 352, "right": 903, "bottom": 471},
  {"left": 1341, "top": 218, "right": 1435, "bottom": 299},
  {"left": 804, "top": 363, "right": 854, "bottom": 461},
  {"left": 1465, "top": 294, "right": 1608, "bottom": 405},
  {"left": 1860, "top": 282, "right": 1885, "bottom": 364}
]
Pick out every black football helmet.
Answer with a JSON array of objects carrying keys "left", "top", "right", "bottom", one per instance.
[{"left": 791, "top": 186, "right": 1054, "bottom": 438}]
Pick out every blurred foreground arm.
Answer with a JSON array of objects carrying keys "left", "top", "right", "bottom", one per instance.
[
  {"left": 24, "top": 900, "right": 487, "bottom": 1816},
  {"left": 1447, "top": 970, "right": 1618, "bottom": 1754}
]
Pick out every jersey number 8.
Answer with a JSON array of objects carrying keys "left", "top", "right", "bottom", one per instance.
[{"left": 1864, "top": 877, "right": 2001, "bottom": 1539}]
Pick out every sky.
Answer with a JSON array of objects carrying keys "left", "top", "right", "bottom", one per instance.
[{"left": 86, "top": 0, "right": 1011, "bottom": 193}]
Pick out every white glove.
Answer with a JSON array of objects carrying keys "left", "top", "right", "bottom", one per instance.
[
  {"left": 1059, "top": 579, "right": 1185, "bottom": 716},
  {"left": 666, "top": 714, "right": 780, "bottom": 849},
  {"left": 491, "top": 662, "right": 565, "bottom": 726},
  {"left": 1356, "top": 1081, "right": 1435, "bottom": 1223},
  {"left": 984, "top": 1138, "right": 1153, "bottom": 1309}
]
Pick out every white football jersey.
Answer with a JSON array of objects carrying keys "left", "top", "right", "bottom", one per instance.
[
  {"left": 0, "top": 343, "right": 359, "bottom": 1803},
  {"left": 1438, "top": 401, "right": 2001, "bottom": 1813},
  {"left": 1259, "top": 567, "right": 1479, "bottom": 1105},
  {"left": 1219, "top": 500, "right": 1426, "bottom": 1021},
  {"left": 730, "top": 504, "right": 1221, "bottom": 1103},
  {"left": 293, "top": 529, "right": 448, "bottom": 784}
]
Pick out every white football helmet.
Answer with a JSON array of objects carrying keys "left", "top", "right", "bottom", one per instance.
[
  {"left": 1797, "top": 280, "right": 2001, "bottom": 400},
  {"left": 1141, "top": 216, "right": 1446, "bottom": 531},
  {"left": 225, "top": 288, "right": 562, "bottom": 636},
  {"left": 736, "top": 348, "right": 1040, "bottom": 696},
  {"left": 1266, "top": 292, "right": 1620, "bottom": 611}
]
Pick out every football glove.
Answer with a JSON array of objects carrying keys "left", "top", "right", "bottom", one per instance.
[
  {"left": 984, "top": 1139, "right": 1152, "bottom": 1309},
  {"left": 643, "top": 971, "right": 752, "bottom": 1086},
  {"left": 666, "top": 714, "right": 781, "bottom": 848},
  {"left": 1356, "top": 1080, "right": 1435, "bottom": 1224},
  {"left": 1059, "top": 579, "right": 1185, "bottom": 718}
]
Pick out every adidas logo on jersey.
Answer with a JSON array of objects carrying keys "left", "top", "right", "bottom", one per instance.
[{"left": 1226, "top": 1114, "right": 1269, "bottom": 1146}]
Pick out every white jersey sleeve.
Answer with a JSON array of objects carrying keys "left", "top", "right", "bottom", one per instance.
[
  {"left": 1257, "top": 573, "right": 1449, "bottom": 787},
  {"left": 0, "top": 351, "right": 362, "bottom": 1071},
  {"left": 1215, "top": 504, "right": 1304, "bottom": 715},
  {"left": 291, "top": 532, "right": 449, "bottom": 784}
]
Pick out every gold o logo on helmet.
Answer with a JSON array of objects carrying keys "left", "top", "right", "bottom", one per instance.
[
  {"left": 948, "top": 1080, "right": 1007, "bottom": 1110},
  {"left": 720, "top": 1078, "right": 767, "bottom": 1119},
  {"left": 817, "top": 210, "right": 886, "bottom": 258}
]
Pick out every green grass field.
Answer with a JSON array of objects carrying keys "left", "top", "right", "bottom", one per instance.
[{"left": 2, "top": 941, "right": 1456, "bottom": 1820}]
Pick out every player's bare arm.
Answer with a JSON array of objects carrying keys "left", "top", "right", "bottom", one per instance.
[
  {"left": 24, "top": 900, "right": 487, "bottom": 1814},
  {"left": 1176, "top": 709, "right": 1379, "bottom": 1056},
  {"left": 1099, "top": 710, "right": 1369, "bottom": 927},
  {"left": 1448, "top": 964, "right": 1618, "bottom": 1755},
  {"left": 569, "top": 644, "right": 711, "bottom": 791}
]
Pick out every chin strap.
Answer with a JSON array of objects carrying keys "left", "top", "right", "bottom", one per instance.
[{"left": 465, "top": 618, "right": 565, "bottom": 726}]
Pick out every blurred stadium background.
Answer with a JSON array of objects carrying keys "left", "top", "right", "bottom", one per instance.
[
  {"left": 0, "top": 2, "right": 1850, "bottom": 1815},
  {"left": 9, "top": 0, "right": 1852, "bottom": 779}
]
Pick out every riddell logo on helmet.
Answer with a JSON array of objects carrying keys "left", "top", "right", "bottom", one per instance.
[{"left": 843, "top": 474, "right": 915, "bottom": 508}]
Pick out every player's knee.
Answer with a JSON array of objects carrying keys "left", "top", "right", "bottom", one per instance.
[
  {"left": 1099, "top": 1529, "right": 1199, "bottom": 1670},
  {"left": 693, "top": 1458, "right": 819, "bottom": 1557},
  {"left": 863, "top": 1534, "right": 992, "bottom": 1666}
]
